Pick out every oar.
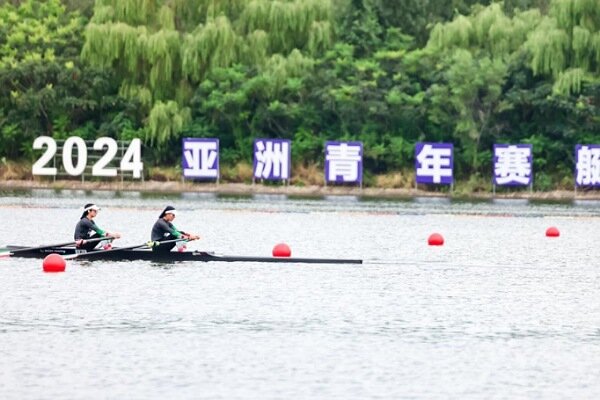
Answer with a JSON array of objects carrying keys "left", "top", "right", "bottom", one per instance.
[
  {"left": 64, "top": 238, "right": 188, "bottom": 260},
  {"left": 0, "top": 236, "right": 114, "bottom": 258}
]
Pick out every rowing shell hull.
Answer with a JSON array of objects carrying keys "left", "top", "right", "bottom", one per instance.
[{"left": 5, "top": 246, "right": 363, "bottom": 264}]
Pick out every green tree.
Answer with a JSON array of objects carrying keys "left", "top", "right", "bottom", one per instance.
[
  {"left": 525, "top": 0, "right": 600, "bottom": 95},
  {"left": 0, "top": 0, "right": 84, "bottom": 157},
  {"left": 0, "top": 0, "right": 140, "bottom": 159},
  {"left": 424, "top": 3, "right": 543, "bottom": 173},
  {"left": 82, "top": 0, "right": 335, "bottom": 147}
]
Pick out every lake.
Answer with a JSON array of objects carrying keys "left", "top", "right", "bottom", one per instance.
[{"left": 1, "top": 190, "right": 599, "bottom": 399}]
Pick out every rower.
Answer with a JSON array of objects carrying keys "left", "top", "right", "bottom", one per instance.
[
  {"left": 151, "top": 206, "right": 199, "bottom": 253},
  {"left": 74, "top": 203, "right": 121, "bottom": 251}
]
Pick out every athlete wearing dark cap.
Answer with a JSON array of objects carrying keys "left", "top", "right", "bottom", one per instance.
[
  {"left": 151, "top": 206, "right": 199, "bottom": 253},
  {"left": 74, "top": 203, "right": 121, "bottom": 251}
]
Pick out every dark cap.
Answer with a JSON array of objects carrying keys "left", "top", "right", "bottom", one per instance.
[
  {"left": 81, "top": 203, "right": 100, "bottom": 219},
  {"left": 159, "top": 205, "right": 177, "bottom": 218}
]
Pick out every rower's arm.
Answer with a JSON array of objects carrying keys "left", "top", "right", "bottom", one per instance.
[
  {"left": 170, "top": 224, "right": 185, "bottom": 238},
  {"left": 171, "top": 224, "right": 199, "bottom": 240},
  {"left": 153, "top": 220, "right": 183, "bottom": 239},
  {"left": 76, "top": 219, "right": 105, "bottom": 237},
  {"left": 91, "top": 221, "right": 106, "bottom": 236},
  {"left": 91, "top": 220, "right": 120, "bottom": 238}
]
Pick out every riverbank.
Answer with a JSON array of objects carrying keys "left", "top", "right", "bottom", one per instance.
[{"left": 0, "top": 179, "right": 598, "bottom": 201}]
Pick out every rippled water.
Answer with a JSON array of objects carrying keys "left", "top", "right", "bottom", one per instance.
[{"left": 1, "top": 190, "right": 599, "bottom": 399}]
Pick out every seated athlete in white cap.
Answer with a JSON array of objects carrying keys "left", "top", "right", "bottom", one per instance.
[
  {"left": 74, "top": 203, "right": 121, "bottom": 251},
  {"left": 150, "top": 205, "right": 200, "bottom": 253}
]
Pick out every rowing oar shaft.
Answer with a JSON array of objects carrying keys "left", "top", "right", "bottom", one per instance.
[
  {"left": 3, "top": 236, "right": 114, "bottom": 256},
  {"left": 64, "top": 238, "right": 188, "bottom": 260}
]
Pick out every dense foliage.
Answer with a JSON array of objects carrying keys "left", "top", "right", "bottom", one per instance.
[{"left": 1, "top": 0, "right": 598, "bottom": 189}]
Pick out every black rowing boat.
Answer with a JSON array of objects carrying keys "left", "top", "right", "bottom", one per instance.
[{"left": 4, "top": 246, "right": 363, "bottom": 264}]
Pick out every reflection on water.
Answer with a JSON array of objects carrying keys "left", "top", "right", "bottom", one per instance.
[
  {"left": 573, "top": 199, "right": 600, "bottom": 208},
  {"left": 1, "top": 188, "right": 600, "bottom": 218},
  {"left": 0, "top": 190, "right": 599, "bottom": 399}
]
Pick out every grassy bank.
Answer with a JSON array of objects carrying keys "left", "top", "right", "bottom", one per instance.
[{"left": 0, "top": 160, "right": 592, "bottom": 199}]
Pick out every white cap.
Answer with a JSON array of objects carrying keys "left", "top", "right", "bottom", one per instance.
[
  {"left": 84, "top": 204, "right": 100, "bottom": 212},
  {"left": 165, "top": 209, "right": 177, "bottom": 216}
]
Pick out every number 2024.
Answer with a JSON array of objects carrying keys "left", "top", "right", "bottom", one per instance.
[{"left": 32, "top": 136, "right": 143, "bottom": 179}]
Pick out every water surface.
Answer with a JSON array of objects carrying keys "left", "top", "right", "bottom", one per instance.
[{"left": 1, "top": 190, "right": 599, "bottom": 399}]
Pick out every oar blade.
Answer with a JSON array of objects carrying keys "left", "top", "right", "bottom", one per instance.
[{"left": 0, "top": 251, "right": 13, "bottom": 258}]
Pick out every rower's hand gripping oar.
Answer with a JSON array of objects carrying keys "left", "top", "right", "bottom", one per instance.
[
  {"left": 0, "top": 236, "right": 115, "bottom": 258},
  {"left": 64, "top": 238, "right": 189, "bottom": 260}
]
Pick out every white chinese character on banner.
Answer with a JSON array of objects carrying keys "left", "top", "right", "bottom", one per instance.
[
  {"left": 326, "top": 143, "right": 361, "bottom": 182},
  {"left": 255, "top": 140, "right": 289, "bottom": 179},
  {"left": 495, "top": 146, "right": 531, "bottom": 185},
  {"left": 416, "top": 144, "right": 452, "bottom": 184},
  {"left": 576, "top": 146, "right": 600, "bottom": 185},
  {"left": 183, "top": 141, "right": 218, "bottom": 178}
]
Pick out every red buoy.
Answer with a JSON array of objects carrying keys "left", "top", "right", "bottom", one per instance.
[
  {"left": 546, "top": 226, "right": 560, "bottom": 237},
  {"left": 272, "top": 243, "right": 291, "bottom": 257},
  {"left": 43, "top": 253, "right": 66, "bottom": 273},
  {"left": 428, "top": 233, "right": 444, "bottom": 246}
]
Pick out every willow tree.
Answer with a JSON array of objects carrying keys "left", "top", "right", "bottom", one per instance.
[
  {"left": 81, "top": 0, "right": 334, "bottom": 146},
  {"left": 426, "top": 3, "right": 543, "bottom": 171},
  {"left": 428, "top": 3, "right": 542, "bottom": 60},
  {"left": 146, "top": 100, "right": 191, "bottom": 147},
  {"left": 525, "top": 0, "right": 600, "bottom": 95}
]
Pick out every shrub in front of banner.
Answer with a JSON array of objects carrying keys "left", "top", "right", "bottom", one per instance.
[
  {"left": 493, "top": 144, "right": 532, "bottom": 186},
  {"left": 415, "top": 142, "right": 453, "bottom": 185},
  {"left": 253, "top": 139, "right": 291, "bottom": 181},
  {"left": 182, "top": 138, "right": 219, "bottom": 179},
  {"left": 575, "top": 144, "right": 600, "bottom": 187},
  {"left": 325, "top": 141, "right": 363, "bottom": 184}
]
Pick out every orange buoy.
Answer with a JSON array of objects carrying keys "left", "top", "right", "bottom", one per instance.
[
  {"left": 546, "top": 227, "right": 560, "bottom": 237},
  {"left": 272, "top": 243, "right": 291, "bottom": 257},
  {"left": 43, "top": 253, "right": 66, "bottom": 273},
  {"left": 428, "top": 233, "right": 444, "bottom": 246}
]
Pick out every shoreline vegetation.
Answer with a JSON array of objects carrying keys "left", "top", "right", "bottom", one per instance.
[
  {"left": 1, "top": 161, "right": 597, "bottom": 201},
  {"left": 1, "top": 1, "right": 598, "bottom": 193}
]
